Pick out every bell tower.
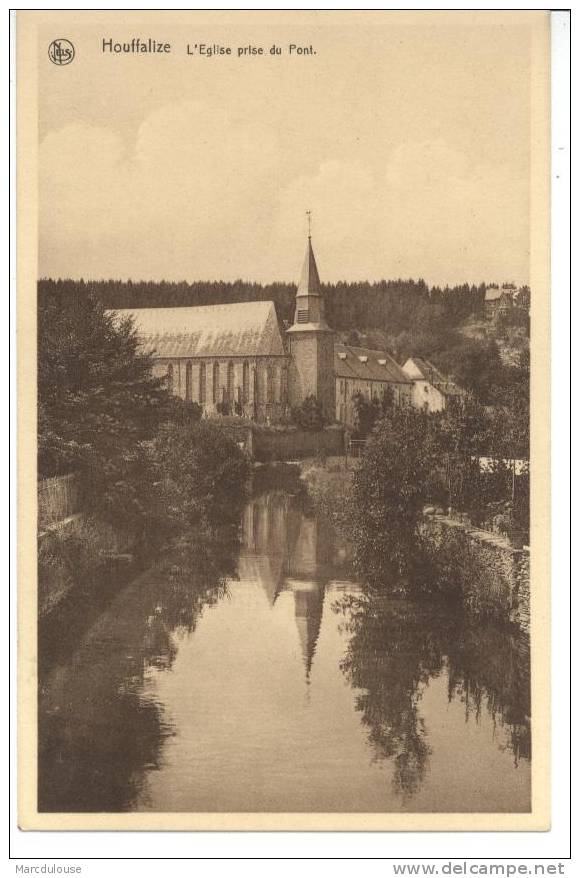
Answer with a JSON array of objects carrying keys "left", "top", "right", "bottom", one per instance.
[{"left": 287, "top": 214, "right": 335, "bottom": 421}]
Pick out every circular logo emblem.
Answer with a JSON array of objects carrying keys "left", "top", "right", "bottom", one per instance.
[{"left": 48, "top": 39, "right": 75, "bottom": 66}]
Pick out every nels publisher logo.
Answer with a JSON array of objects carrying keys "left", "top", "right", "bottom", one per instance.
[{"left": 48, "top": 39, "right": 75, "bottom": 66}]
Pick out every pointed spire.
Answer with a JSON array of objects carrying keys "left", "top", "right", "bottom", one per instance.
[
  {"left": 297, "top": 236, "right": 322, "bottom": 297},
  {"left": 287, "top": 216, "right": 331, "bottom": 332},
  {"left": 293, "top": 585, "right": 325, "bottom": 682}
]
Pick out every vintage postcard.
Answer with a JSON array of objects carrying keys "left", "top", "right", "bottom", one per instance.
[{"left": 17, "top": 10, "right": 550, "bottom": 831}]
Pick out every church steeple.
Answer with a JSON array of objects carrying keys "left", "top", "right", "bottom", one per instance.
[
  {"left": 289, "top": 219, "right": 330, "bottom": 330},
  {"left": 297, "top": 236, "right": 322, "bottom": 298},
  {"left": 286, "top": 216, "right": 336, "bottom": 422}
]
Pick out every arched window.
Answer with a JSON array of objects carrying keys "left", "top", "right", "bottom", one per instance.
[
  {"left": 199, "top": 362, "right": 206, "bottom": 404},
  {"left": 242, "top": 362, "right": 250, "bottom": 403},
  {"left": 167, "top": 363, "right": 174, "bottom": 393},
  {"left": 254, "top": 367, "right": 260, "bottom": 404},
  {"left": 280, "top": 367, "right": 287, "bottom": 404},
  {"left": 213, "top": 362, "right": 220, "bottom": 404},
  {"left": 185, "top": 362, "right": 192, "bottom": 402},
  {"left": 267, "top": 365, "right": 274, "bottom": 404},
  {"left": 227, "top": 362, "right": 235, "bottom": 403}
]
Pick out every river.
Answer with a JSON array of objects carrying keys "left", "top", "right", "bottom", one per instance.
[{"left": 38, "top": 476, "right": 530, "bottom": 813}]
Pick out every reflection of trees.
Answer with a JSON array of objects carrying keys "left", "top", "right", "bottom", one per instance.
[
  {"left": 38, "top": 536, "right": 239, "bottom": 812},
  {"left": 445, "top": 625, "right": 531, "bottom": 764},
  {"left": 334, "top": 593, "right": 530, "bottom": 800}
]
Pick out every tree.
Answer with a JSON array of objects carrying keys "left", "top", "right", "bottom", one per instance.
[
  {"left": 38, "top": 287, "right": 172, "bottom": 476},
  {"left": 351, "top": 388, "right": 394, "bottom": 439},
  {"left": 291, "top": 395, "right": 325, "bottom": 431},
  {"left": 152, "top": 421, "right": 251, "bottom": 534},
  {"left": 516, "top": 286, "right": 531, "bottom": 311},
  {"left": 38, "top": 286, "right": 178, "bottom": 533},
  {"left": 350, "top": 407, "right": 441, "bottom": 588}
]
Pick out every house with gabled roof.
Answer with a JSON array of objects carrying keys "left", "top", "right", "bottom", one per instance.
[
  {"left": 484, "top": 284, "right": 516, "bottom": 320},
  {"left": 401, "top": 356, "right": 466, "bottom": 413}
]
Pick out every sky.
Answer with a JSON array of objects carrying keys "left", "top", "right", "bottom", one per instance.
[{"left": 37, "top": 11, "right": 547, "bottom": 287}]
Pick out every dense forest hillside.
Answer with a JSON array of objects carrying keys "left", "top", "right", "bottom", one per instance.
[
  {"left": 37, "top": 277, "right": 485, "bottom": 334},
  {"left": 38, "top": 278, "right": 529, "bottom": 408}
]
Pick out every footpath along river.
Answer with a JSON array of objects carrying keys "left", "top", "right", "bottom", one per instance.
[{"left": 38, "top": 476, "right": 530, "bottom": 813}]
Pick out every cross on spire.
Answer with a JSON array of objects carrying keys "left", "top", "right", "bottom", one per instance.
[{"left": 306, "top": 209, "right": 312, "bottom": 239}]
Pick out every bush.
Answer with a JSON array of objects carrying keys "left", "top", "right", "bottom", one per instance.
[
  {"left": 291, "top": 395, "right": 325, "bottom": 431},
  {"left": 351, "top": 388, "right": 394, "bottom": 439},
  {"left": 152, "top": 422, "right": 251, "bottom": 535},
  {"left": 165, "top": 398, "right": 203, "bottom": 426}
]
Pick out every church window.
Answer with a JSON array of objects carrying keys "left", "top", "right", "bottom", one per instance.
[
  {"left": 199, "top": 362, "right": 206, "bottom": 403},
  {"left": 213, "top": 362, "right": 220, "bottom": 403},
  {"left": 227, "top": 362, "right": 235, "bottom": 403},
  {"left": 280, "top": 367, "right": 287, "bottom": 403},
  {"left": 297, "top": 309, "right": 309, "bottom": 323},
  {"left": 267, "top": 365, "right": 274, "bottom": 404},
  {"left": 185, "top": 362, "right": 192, "bottom": 402},
  {"left": 167, "top": 363, "right": 174, "bottom": 392},
  {"left": 242, "top": 362, "right": 250, "bottom": 403},
  {"left": 254, "top": 367, "right": 260, "bottom": 404}
]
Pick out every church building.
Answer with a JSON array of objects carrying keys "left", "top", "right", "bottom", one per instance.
[{"left": 114, "top": 230, "right": 421, "bottom": 425}]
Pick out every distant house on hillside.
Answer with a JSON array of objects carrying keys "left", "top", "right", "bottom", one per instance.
[
  {"left": 401, "top": 357, "right": 466, "bottom": 413},
  {"left": 334, "top": 344, "right": 412, "bottom": 427},
  {"left": 484, "top": 284, "right": 516, "bottom": 320}
]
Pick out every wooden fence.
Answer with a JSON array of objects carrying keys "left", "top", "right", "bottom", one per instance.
[{"left": 38, "top": 473, "right": 82, "bottom": 531}]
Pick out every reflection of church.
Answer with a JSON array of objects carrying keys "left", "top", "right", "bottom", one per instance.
[{"left": 239, "top": 493, "right": 337, "bottom": 679}]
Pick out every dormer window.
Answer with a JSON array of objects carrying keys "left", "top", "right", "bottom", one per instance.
[
  {"left": 338, "top": 352, "right": 347, "bottom": 360},
  {"left": 378, "top": 358, "right": 387, "bottom": 365},
  {"left": 358, "top": 355, "right": 368, "bottom": 363}
]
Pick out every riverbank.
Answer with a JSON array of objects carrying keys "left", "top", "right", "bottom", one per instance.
[
  {"left": 38, "top": 515, "right": 138, "bottom": 619},
  {"left": 300, "top": 461, "right": 530, "bottom": 631}
]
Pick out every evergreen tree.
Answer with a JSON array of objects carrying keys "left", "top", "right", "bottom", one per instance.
[{"left": 38, "top": 285, "right": 175, "bottom": 530}]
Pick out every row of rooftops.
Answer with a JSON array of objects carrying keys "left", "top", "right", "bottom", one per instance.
[
  {"left": 110, "top": 236, "right": 466, "bottom": 396},
  {"left": 110, "top": 303, "right": 463, "bottom": 394}
]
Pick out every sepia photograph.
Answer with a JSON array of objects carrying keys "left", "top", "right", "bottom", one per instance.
[{"left": 16, "top": 9, "right": 552, "bottom": 832}]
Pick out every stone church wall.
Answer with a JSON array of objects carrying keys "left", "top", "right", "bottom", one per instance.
[{"left": 155, "top": 356, "right": 289, "bottom": 422}]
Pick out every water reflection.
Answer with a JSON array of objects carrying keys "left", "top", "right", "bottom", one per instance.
[
  {"left": 38, "top": 541, "right": 237, "bottom": 812},
  {"left": 38, "top": 484, "right": 530, "bottom": 813},
  {"left": 239, "top": 492, "right": 340, "bottom": 679},
  {"left": 334, "top": 594, "right": 530, "bottom": 802}
]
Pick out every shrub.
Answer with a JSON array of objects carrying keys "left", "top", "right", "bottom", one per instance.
[
  {"left": 291, "top": 395, "right": 324, "bottom": 431},
  {"left": 152, "top": 421, "right": 251, "bottom": 535}
]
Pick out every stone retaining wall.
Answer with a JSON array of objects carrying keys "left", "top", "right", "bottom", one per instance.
[
  {"left": 252, "top": 425, "right": 345, "bottom": 462},
  {"left": 419, "top": 514, "right": 530, "bottom": 632}
]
